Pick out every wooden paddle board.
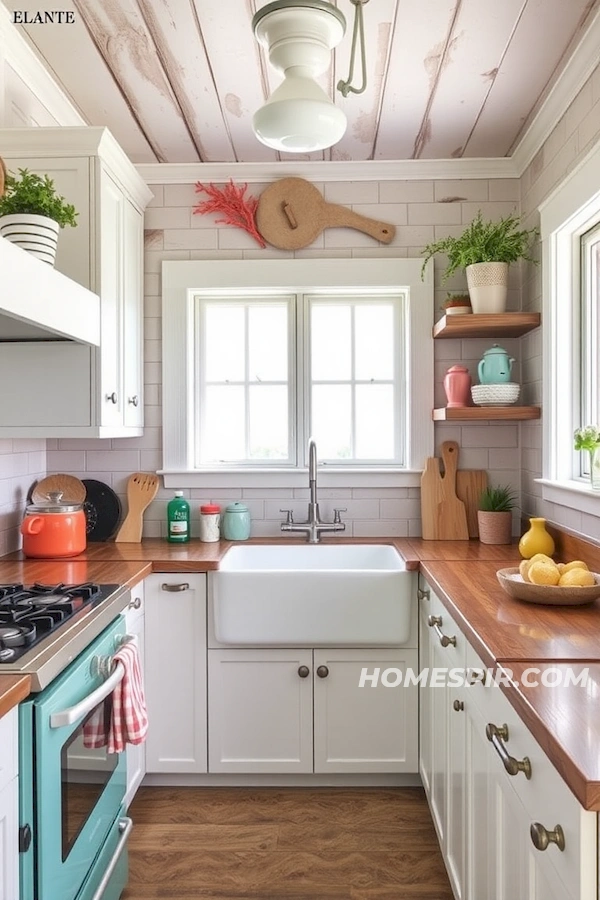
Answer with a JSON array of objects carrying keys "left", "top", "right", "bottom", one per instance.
[
  {"left": 456, "top": 470, "right": 489, "bottom": 538},
  {"left": 420, "top": 441, "right": 469, "bottom": 540}
]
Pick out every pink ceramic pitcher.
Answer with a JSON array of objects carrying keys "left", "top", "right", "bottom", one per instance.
[{"left": 444, "top": 365, "right": 472, "bottom": 408}]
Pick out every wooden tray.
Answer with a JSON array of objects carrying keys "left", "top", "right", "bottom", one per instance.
[{"left": 497, "top": 567, "right": 600, "bottom": 606}]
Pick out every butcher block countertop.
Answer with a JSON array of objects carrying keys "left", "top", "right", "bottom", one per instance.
[
  {"left": 4, "top": 534, "right": 600, "bottom": 807},
  {"left": 0, "top": 675, "right": 30, "bottom": 720}
]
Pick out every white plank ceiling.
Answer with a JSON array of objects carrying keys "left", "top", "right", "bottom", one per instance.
[{"left": 4, "top": 0, "right": 600, "bottom": 164}]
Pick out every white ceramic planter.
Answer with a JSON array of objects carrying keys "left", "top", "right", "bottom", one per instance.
[
  {"left": 466, "top": 261, "right": 509, "bottom": 314},
  {"left": 0, "top": 214, "right": 59, "bottom": 265}
]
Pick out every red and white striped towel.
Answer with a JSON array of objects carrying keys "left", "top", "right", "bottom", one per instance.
[
  {"left": 82, "top": 638, "right": 148, "bottom": 753},
  {"left": 107, "top": 639, "right": 148, "bottom": 754}
]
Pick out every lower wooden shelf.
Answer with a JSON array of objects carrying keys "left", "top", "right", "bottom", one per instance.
[{"left": 433, "top": 406, "right": 540, "bottom": 421}]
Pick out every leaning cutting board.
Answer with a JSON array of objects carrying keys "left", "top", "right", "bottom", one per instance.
[
  {"left": 420, "top": 441, "right": 469, "bottom": 540},
  {"left": 256, "top": 177, "right": 396, "bottom": 250},
  {"left": 456, "top": 470, "right": 488, "bottom": 538}
]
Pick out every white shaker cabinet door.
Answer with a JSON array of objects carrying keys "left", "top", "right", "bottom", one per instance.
[
  {"left": 124, "top": 581, "right": 146, "bottom": 806},
  {"left": 208, "top": 649, "right": 313, "bottom": 774},
  {"left": 418, "top": 579, "right": 433, "bottom": 798},
  {"left": 144, "top": 575, "right": 207, "bottom": 774},
  {"left": 313, "top": 648, "right": 419, "bottom": 774},
  {"left": 0, "top": 777, "right": 18, "bottom": 900}
]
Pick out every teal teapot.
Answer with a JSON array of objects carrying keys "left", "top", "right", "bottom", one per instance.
[{"left": 478, "top": 344, "right": 515, "bottom": 384}]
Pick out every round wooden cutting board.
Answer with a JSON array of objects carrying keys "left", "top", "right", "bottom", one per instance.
[{"left": 256, "top": 177, "right": 396, "bottom": 250}]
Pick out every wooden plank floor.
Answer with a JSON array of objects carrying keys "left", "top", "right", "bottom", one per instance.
[{"left": 122, "top": 786, "right": 453, "bottom": 900}]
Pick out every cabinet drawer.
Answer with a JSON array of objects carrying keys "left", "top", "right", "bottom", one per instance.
[
  {"left": 467, "top": 651, "right": 596, "bottom": 899},
  {"left": 427, "top": 589, "right": 466, "bottom": 667},
  {"left": 0, "top": 708, "right": 18, "bottom": 792}
]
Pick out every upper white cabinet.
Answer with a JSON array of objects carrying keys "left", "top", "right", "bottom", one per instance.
[{"left": 0, "top": 127, "right": 152, "bottom": 437}]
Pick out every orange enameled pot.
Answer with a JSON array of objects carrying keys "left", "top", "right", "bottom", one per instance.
[{"left": 20, "top": 492, "right": 86, "bottom": 558}]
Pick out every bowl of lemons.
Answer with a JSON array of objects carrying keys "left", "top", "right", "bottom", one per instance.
[{"left": 497, "top": 555, "right": 600, "bottom": 605}]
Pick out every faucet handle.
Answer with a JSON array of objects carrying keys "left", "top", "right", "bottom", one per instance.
[
  {"left": 280, "top": 508, "right": 294, "bottom": 525},
  {"left": 333, "top": 508, "right": 347, "bottom": 524}
]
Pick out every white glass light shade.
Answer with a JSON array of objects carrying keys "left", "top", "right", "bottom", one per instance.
[
  {"left": 253, "top": 73, "right": 347, "bottom": 152},
  {"left": 252, "top": 1, "right": 347, "bottom": 153}
]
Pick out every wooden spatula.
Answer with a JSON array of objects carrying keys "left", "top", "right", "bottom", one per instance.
[{"left": 114, "top": 472, "right": 159, "bottom": 542}]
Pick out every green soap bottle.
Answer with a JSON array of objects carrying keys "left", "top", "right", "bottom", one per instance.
[{"left": 167, "top": 491, "right": 190, "bottom": 543}]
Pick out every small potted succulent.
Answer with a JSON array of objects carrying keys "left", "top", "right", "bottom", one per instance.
[
  {"left": 477, "top": 485, "right": 516, "bottom": 545},
  {"left": 574, "top": 424, "right": 600, "bottom": 491},
  {"left": 442, "top": 292, "right": 472, "bottom": 316},
  {"left": 421, "top": 211, "right": 538, "bottom": 314},
  {"left": 0, "top": 167, "right": 78, "bottom": 266}
]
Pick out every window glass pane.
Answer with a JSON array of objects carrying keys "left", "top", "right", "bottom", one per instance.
[
  {"left": 249, "top": 386, "right": 288, "bottom": 459},
  {"left": 312, "top": 385, "right": 352, "bottom": 459},
  {"left": 248, "top": 305, "right": 288, "bottom": 381},
  {"left": 202, "top": 386, "right": 245, "bottom": 461},
  {"left": 204, "top": 306, "right": 245, "bottom": 381},
  {"left": 355, "top": 305, "right": 394, "bottom": 380},
  {"left": 355, "top": 385, "right": 394, "bottom": 459},
  {"left": 311, "top": 305, "right": 351, "bottom": 380}
]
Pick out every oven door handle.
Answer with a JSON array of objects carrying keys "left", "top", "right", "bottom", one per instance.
[
  {"left": 90, "top": 816, "right": 133, "bottom": 900},
  {"left": 49, "top": 661, "right": 125, "bottom": 728}
]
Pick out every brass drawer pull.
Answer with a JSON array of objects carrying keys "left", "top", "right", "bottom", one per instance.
[
  {"left": 161, "top": 582, "right": 190, "bottom": 592},
  {"left": 530, "top": 822, "right": 565, "bottom": 852},
  {"left": 486, "top": 722, "right": 532, "bottom": 779},
  {"left": 427, "top": 614, "right": 457, "bottom": 648}
]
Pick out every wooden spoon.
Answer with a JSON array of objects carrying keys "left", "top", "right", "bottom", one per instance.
[
  {"left": 114, "top": 472, "right": 159, "bottom": 543},
  {"left": 256, "top": 177, "right": 396, "bottom": 250}
]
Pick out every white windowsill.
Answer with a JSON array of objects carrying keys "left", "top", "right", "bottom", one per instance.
[
  {"left": 160, "top": 469, "right": 423, "bottom": 490},
  {"left": 536, "top": 478, "right": 600, "bottom": 517}
]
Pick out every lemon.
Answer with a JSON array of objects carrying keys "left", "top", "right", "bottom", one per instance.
[
  {"left": 529, "top": 553, "right": 555, "bottom": 567},
  {"left": 560, "top": 560, "right": 589, "bottom": 574},
  {"left": 528, "top": 560, "right": 560, "bottom": 586},
  {"left": 558, "top": 568, "right": 595, "bottom": 587},
  {"left": 519, "top": 559, "right": 532, "bottom": 582}
]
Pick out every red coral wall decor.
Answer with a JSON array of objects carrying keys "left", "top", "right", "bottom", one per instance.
[{"left": 193, "top": 179, "right": 266, "bottom": 248}]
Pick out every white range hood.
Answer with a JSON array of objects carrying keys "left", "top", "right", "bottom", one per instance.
[{"left": 0, "top": 235, "right": 100, "bottom": 344}]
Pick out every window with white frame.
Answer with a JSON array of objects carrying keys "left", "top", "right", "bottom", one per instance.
[
  {"left": 161, "top": 258, "right": 433, "bottom": 488},
  {"left": 540, "top": 138, "right": 600, "bottom": 510}
]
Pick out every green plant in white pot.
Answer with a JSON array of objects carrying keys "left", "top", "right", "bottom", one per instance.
[
  {"left": 421, "top": 212, "right": 538, "bottom": 314},
  {"left": 0, "top": 168, "right": 78, "bottom": 266}
]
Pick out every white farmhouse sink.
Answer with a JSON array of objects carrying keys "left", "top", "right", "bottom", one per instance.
[{"left": 212, "top": 544, "right": 414, "bottom": 646}]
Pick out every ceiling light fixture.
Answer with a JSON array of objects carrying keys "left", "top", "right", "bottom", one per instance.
[{"left": 252, "top": 0, "right": 369, "bottom": 153}]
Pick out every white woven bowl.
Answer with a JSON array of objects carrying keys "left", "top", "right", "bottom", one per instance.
[{"left": 471, "top": 383, "right": 520, "bottom": 407}]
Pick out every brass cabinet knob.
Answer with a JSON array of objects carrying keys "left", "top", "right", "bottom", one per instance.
[
  {"left": 298, "top": 666, "right": 310, "bottom": 678},
  {"left": 316, "top": 665, "right": 329, "bottom": 678},
  {"left": 530, "top": 822, "right": 565, "bottom": 852},
  {"left": 486, "top": 722, "right": 532, "bottom": 779},
  {"left": 453, "top": 699, "right": 464, "bottom": 712},
  {"left": 427, "top": 614, "right": 457, "bottom": 648},
  {"left": 417, "top": 587, "right": 430, "bottom": 601},
  {"left": 128, "top": 395, "right": 139, "bottom": 407},
  {"left": 128, "top": 596, "right": 142, "bottom": 610},
  {"left": 105, "top": 392, "right": 118, "bottom": 404}
]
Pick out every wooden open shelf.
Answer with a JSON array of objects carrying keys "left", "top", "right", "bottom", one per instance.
[
  {"left": 433, "top": 312, "right": 541, "bottom": 339},
  {"left": 433, "top": 406, "right": 541, "bottom": 421}
]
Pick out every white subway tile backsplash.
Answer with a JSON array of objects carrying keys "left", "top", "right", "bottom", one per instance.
[{"left": 85, "top": 450, "right": 141, "bottom": 471}]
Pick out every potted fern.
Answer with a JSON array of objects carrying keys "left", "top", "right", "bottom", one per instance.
[
  {"left": 477, "top": 485, "right": 516, "bottom": 545},
  {"left": 421, "top": 211, "right": 538, "bottom": 314},
  {"left": 0, "top": 167, "right": 78, "bottom": 266}
]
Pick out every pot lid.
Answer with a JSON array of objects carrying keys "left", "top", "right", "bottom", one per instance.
[
  {"left": 482, "top": 343, "right": 509, "bottom": 355},
  {"left": 26, "top": 491, "right": 83, "bottom": 514},
  {"left": 224, "top": 502, "right": 249, "bottom": 513}
]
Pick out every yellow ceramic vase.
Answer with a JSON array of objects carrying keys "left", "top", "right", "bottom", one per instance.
[{"left": 518, "top": 517, "right": 555, "bottom": 559}]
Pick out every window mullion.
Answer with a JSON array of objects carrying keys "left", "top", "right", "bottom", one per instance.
[
  {"left": 350, "top": 303, "right": 356, "bottom": 458},
  {"left": 244, "top": 305, "right": 250, "bottom": 459}
]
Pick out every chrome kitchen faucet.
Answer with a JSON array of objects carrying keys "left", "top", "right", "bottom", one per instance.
[{"left": 280, "top": 438, "right": 346, "bottom": 543}]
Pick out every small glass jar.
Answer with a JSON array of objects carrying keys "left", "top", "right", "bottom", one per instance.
[{"left": 200, "top": 504, "right": 221, "bottom": 543}]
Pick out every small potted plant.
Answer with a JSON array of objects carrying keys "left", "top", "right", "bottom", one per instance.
[
  {"left": 477, "top": 485, "right": 516, "bottom": 545},
  {"left": 574, "top": 424, "right": 600, "bottom": 491},
  {"left": 0, "top": 167, "right": 78, "bottom": 266},
  {"left": 421, "top": 211, "right": 538, "bottom": 314},
  {"left": 442, "top": 292, "right": 472, "bottom": 316}
]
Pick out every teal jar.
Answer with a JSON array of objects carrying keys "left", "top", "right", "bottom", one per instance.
[{"left": 222, "top": 502, "right": 251, "bottom": 540}]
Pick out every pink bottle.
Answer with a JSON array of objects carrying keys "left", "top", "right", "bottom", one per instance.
[{"left": 444, "top": 365, "right": 472, "bottom": 408}]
